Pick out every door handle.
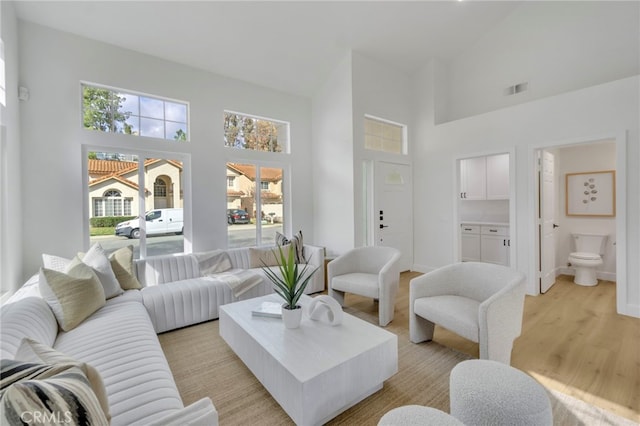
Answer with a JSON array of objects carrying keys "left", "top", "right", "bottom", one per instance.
[
  {"left": 379, "top": 224, "right": 389, "bottom": 229},
  {"left": 553, "top": 224, "right": 559, "bottom": 228}
]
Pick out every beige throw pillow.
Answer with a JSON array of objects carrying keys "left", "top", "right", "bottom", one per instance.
[
  {"left": 39, "top": 257, "right": 106, "bottom": 331},
  {"left": 249, "top": 244, "right": 292, "bottom": 268},
  {"left": 15, "top": 338, "right": 111, "bottom": 422},
  {"left": 109, "top": 245, "right": 142, "bottom": 290}
]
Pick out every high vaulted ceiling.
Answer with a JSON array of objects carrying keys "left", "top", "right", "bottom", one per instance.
[{"left": 13, "top": 1, "right": 522, "bottom": 97}]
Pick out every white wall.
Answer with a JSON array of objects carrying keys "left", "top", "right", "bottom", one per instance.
[
  {"left": 412, "top": 73, "right": 639, "bottom": 317},
  {"left": 351, "top": 52, "right": 413, "bottom": 250},
  {"left": 444, "top": 2, "right": 640, "bottom": 122},
  {"left": 17, "top": 22, "right": 314, "bottom": 287},
  {"left": 554, "top": 142, "right": 617, "bottom": 279},
  {"left": 311, "top": 53, "right": 354, "bottom": 257},
  {"left": 0, "top": 2, "right": 22, "bottom": 295}
]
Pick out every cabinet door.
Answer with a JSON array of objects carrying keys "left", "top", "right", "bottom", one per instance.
[
  {"left": 460, "top": 157, "right": 486, "bottom": 200},
  {"left": 480, "top": 235, "right": 509, "bottom": 265},
  {"left": 486, "top": 153, "right": 509, "bottom": 200},
  {"left": 461, "top": 234, "right": 481, "bottom": 261}
]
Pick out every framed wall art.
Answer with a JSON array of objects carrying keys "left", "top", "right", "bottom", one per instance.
[{"left": 566, "top": 170, "right": 615, "bottom": 217}]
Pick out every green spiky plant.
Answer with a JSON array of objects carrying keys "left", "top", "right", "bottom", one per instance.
[{"left": 261, "top": 246, "right": 319, "bottom": 310}]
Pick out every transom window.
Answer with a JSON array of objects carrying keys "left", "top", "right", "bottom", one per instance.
[
  {"left": 224, "top": 111, "right": 289, "bottom": 153},
  {"left": 82, "top": 83, "right": 189, "bottom": 141},
  {"left": 364, "top": 116, "right": 406, "bottom": 155}
]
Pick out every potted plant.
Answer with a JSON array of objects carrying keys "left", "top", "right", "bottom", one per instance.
[{"left": 261, "top": 245, "right": 319, "bottom": 328}]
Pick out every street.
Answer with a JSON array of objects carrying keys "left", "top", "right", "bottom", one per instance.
[{"left": 92, "top": 223, "right": 283, "bottom": 257}]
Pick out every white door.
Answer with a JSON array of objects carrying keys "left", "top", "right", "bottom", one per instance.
[
  {"left": 375, "top": 161, "right": 412, "bottom": 271},
  {"left": 540, "top": 151, "right": 556, "bottom": 293}
]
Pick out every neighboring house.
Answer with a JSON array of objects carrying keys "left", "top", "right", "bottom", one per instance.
[
  {"left": 89, "top": 159, "right": 283, "bottom": 221},
  {"left": 88, "top": 158, "right": 183, "bottom": 218}
]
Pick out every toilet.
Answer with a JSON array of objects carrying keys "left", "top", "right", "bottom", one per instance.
[{"left": 568, "top": 233, "right": 608, "bottom": 286}]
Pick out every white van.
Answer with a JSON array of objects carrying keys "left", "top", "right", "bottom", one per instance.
[{"left": 115, "top": 208, "right": 183, "bottom": 239}]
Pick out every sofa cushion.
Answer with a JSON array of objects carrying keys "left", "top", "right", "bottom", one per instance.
[
  {"left": 109, "top": 245, "right": 142, "bottom": 290},
  {"left": 43, "top": 244, "right": 125, "bottom": 298},
  {"left": 82, "top": 243, "right": 124, "bottom": 299},
  {"left": 16, "top": 338, "right": 111, "bottom": 422},
  {"left": 249, "top": 244, "right": 292, "bottom": 268},
  {"left": 276, "top": 230, "right": 306, "bottom": 263},
  {"left": 53, "top": 296, "right": 184, "bottom": 425},
  {"left": 39, "top": 257, "right": 106, "bottom": 331},
  {"left": 0, "top": 297, "right": 58, "bottom": 359},
  {"left": 0, "top": 359, "right": 109, "bottom": 426}
]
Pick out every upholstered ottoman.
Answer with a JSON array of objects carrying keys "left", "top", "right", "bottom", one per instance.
[
  {"left": 449, "top": 359, "right": 553, "bottom": 425},
  {"left": 378, "top": 405, "right": 463, "bottom": 426},
  {"left": 378, "top": 405, "right": 463, "bottom": 425}
]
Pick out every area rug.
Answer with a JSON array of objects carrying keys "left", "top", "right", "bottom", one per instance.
[{"left": 159, "top": 305, "right": 637, "bottom": 425}]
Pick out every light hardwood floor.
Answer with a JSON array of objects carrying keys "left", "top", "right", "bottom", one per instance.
[{"left": 413, "top": 273, "right": 640, "bottom": 422}]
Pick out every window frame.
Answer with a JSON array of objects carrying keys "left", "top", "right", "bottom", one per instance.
[{"left": 82, "top": 144, "right": 192, "bottom": 257}]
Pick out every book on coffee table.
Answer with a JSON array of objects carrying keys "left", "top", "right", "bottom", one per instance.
[{"left": 251, "top": 301, "right": 282, "bottom": 318}]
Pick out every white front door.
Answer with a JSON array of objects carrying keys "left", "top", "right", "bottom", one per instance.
[
  {"left": 540, "top": 150, "right": 556, "bottom": 293},
  {"left": 375, "top": 161, "right": 412, "bottom": 271}
]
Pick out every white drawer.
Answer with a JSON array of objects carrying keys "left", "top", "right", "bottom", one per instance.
[
  {"left": 481, "top": 225, "right": 509, "bottom": 237},
  {"left": 461, "top": 225, "right": 480, "bottom": 234}
]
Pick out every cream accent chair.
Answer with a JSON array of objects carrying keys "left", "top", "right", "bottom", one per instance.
[
  {"left": 409, "top": 262, "right": 526, "bottom": 364},
  {"left": 328, "top": 246, "right": 401, "bottom": 326}
]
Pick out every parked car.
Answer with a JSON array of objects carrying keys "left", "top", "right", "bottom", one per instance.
[
  {"left": 227, "top": 209, "right": 250, "bottom": 224},
  {"left": 115, "top": 208, "right": 184, "bottom": 238}
]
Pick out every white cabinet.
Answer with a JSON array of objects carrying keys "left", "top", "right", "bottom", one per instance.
[
  {"left": 461, "top": 224, "right": 510, "bottom": 266},
  {"left": 480, "top": 225, "right": 510, "bottom": 266},
  {"left": 459, "top": 154, "right": 509, "bottom": 200},
  {"left": 461, "top": 225, "right": 481, "bottom": 261},
  {"left": 486, "top": 153, "right": 510, "bottom": 200},
  {"left": 460, "top": 157, "right": 486, "bottom": 200}
]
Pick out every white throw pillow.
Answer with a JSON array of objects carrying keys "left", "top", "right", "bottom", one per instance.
[
  {"left": 39, "top": 257, "right": 106, "bottom": 331},
  {"left": 42, "top": 253, "right": 72, "bottom": 272},
  {"left": 82, "top": 243, "right": 124, "bottom": 299}
]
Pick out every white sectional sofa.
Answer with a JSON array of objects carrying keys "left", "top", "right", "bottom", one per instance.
[
  {"left": 0, "top": 244, "right": 325, "bottom": 425},
  {"left": 138, "top": 245, "right": 325, "bottom": 333}
]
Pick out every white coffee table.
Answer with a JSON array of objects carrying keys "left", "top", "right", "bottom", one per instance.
[{"left": 219, "top": 294, "right": 398, "bottom": 426}]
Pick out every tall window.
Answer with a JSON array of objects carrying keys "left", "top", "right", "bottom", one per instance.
[
  {"left": 82, "top": 83, "right": 189, "bottom": 141},
  {"left": 86, "top": 150, "right": 187, "bottom": 258},
  {"left": 364, "top": 115, "right": 406, "bottom": 155},
  {"left": 226, "top": 163, "right": 284, "bottom": 248},
  {"left": 224, "top": 111, "right": 288, "bottom": 153}
]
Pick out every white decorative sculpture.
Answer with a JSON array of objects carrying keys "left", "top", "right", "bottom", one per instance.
[{"left": 307, "top": 295, "right": 343, "bottom": 326}]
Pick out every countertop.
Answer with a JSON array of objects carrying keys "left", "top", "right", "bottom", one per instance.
[{"left": 460, "top": 221, "right": 509, "bottom": 227}]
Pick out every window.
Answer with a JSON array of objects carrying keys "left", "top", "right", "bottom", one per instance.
[
  {"left": 227, "top": 176, "right": 235, "bottom": 188},
  {"left": 226, "top": 163, "right": 284, "bottom": 248},
  {"left": 364, "top": 116, "right": 406, "bottom": 154},
  {"left": 82, "top": 83, "right": 189, "bottom": 141},
  {"left": 0, "top": 39, "right": 5, "bottom": 107},
  {"left": 86, "top": 150, "right": 187, "bottom": 258},
  {"left": 92, "top": 190, "right": 132, "bottom": 217},
  {"left": 224, "top": 112, "right": 289, "bottom": 153}
]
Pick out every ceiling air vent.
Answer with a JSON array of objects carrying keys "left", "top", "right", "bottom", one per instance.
[{"left": 503, "top": 81, "right": 528, "bottom": 96}]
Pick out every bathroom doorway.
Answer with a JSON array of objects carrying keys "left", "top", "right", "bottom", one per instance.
[{"left": 532, "top": 136, "right": 626, "bottom": 311}]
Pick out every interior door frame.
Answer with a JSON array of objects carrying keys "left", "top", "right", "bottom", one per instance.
[
  {"left": 453, "top": 148, "right": 517, "bottom": 266},
  {"left": 528, "top": 132, "right": 627, "bottom": 313}
]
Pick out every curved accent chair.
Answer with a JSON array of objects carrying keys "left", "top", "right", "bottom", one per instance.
[
  {"left": 409, "top": 262, "right": 526, "bottom": 364},
  {"left": 328, "top": 246, "right": 402, "bottom": 326}
]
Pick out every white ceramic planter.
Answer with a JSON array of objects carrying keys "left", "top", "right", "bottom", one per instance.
[{"left": 282, "top": 305, "right": 303, "bottom": 328}]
